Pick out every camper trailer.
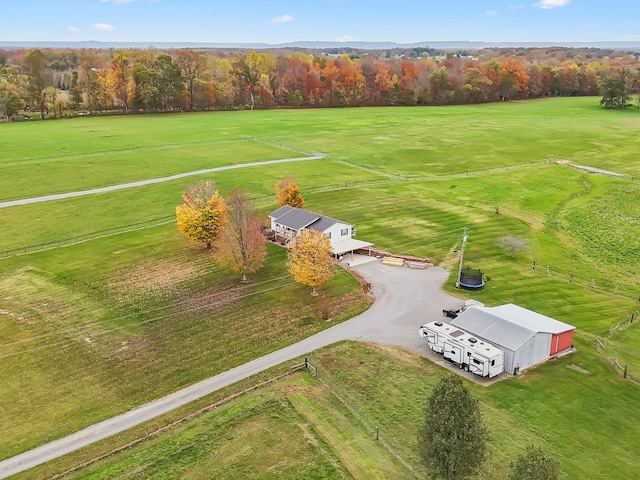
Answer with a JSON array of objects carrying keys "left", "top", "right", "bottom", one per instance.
[
  {"left": 419, "top": 321, "right": 504, "bottom": 378},
  {"left": 419, "top": 321, "right": 456, "bottom": 354}
]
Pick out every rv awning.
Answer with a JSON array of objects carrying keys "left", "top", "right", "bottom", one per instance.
[{"left": 331, "top": 239, "right": 374, "bottom": 256}]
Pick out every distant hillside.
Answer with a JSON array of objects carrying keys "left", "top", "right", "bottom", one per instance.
[{"left": 2, "top": 40, "right": 640, "bottom": 52}]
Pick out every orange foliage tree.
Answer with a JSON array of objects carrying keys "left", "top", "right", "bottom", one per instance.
[
  {"left": 176, "top": 180, "right": 227, "bottom": 249},
  {"left": 216, "top": 190, "right": 267, "bottom": 281},
  {"left": 275, "top": 177, "right": 305, "bottom": 208},
  {"left": 287, "top": 229, "right": 334, "bottom": 295}
]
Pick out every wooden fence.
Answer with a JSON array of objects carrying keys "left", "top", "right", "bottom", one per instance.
[
  {"left": 531, "top": 262, "right": 640, "bottom": 302},
  {"left": 594, "top": 312, "right": 639, "bottom": 384},
  {"left": 304, "top": 358, "right": 421, "bottom": 477}
]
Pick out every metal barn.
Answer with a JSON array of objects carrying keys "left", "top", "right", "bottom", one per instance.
[{"left": 451, "top": 304, "right": 575, "bottom": 374}]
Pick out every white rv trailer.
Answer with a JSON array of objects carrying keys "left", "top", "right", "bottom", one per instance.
[{"left": 419, "top": 321, "right": 504, "bottom": 378}]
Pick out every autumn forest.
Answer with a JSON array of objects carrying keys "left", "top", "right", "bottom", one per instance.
[{"left": 1, "top": 46, "right": 639, "bottom": 120}]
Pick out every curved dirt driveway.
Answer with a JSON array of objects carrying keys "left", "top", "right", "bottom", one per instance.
[{"left": 0, "top": 262, "right": 461, "bottom": 478}]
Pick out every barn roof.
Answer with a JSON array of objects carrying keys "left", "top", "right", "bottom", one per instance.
[
  {"left": 452, "top": 308, "right": 535, "bottom": 351},
  {"left": 489, "top": 304, "right": 575, "bottom": 334},
  {"left": 451, "top": 304, "right": 575, "bottom": 351}
]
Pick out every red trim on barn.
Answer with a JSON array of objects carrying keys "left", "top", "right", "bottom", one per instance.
[{"left": 550, "top": 330, "right": 573, "bottom": 355}]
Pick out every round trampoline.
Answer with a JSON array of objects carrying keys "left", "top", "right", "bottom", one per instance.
[{"left": 459, "top": 266, "right": 485, "bottom": 289}]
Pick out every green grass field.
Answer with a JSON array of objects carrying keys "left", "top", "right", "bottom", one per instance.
[
  {"left": 0, "top": 140, "right": 294, "bottom": 201},
  {"left": 22, "top": 341, "right": 639, "bottom": 480},
  {"left": 1, "top": 97, "right": 639, "bottom": 477}
]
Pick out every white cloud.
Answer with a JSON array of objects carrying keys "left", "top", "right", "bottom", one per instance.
[
  {"left": 533, "top": 0, "right": 570, "bottom": 9},
  {"left": 66, "top": 26, "right": 81, "bottom": 33},
  {"left": 337, "top": 35, "right": 355, "bottom": 42},
  {"left": 270, "top": 14, "right": 294, "bottom": 24},
  {"left": 485, "top": 10, "right": 498, "bottom": 16},
  {"left": 90, "top": 23, "right": 118, "bottom": 32},
  {"left": 510, "top": 3, "right": 527, "bottom": 8}
]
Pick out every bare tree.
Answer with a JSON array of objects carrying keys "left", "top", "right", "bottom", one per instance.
[
  {"left": 497, "top": 235, "right": 530, "bottom": 257},
  {"left": 216, "top": 190, "right": 267, "bottom": 281}
]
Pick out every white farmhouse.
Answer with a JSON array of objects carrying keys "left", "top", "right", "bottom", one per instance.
[{"left": 268, "top": 206, "right": 373, "bottom": 257}]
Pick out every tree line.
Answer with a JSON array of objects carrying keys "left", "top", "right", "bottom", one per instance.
[{"left": 1, "top": 46, "right": 639, "bottom": 120}]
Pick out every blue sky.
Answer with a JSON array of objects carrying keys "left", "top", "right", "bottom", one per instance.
[{"left": 4, "top": 0, "right": 639, "bottom": 44}]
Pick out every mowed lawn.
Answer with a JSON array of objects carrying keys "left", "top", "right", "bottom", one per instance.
[
  {"left": 301, "top": 169, "right": 638, "bottom": 333},
  {"left": 1, "top": 97, "right": 639, "bottom": 473}
]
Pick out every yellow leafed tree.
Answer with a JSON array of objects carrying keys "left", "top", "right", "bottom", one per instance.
[
  {"left": 287, "top": 229, "right": 334, "bottom": 295},
  {"left": 176, "top": 180, "right": 227, "bottom": 249},
  {"left": 275, "top": 177, "right": 304, "bottom": 208}
]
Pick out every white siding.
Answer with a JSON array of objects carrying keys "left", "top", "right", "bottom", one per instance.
[{"left": 322, "top": 222, "right": 353, "bottom": 245}]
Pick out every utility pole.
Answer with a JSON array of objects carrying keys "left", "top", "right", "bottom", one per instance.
[{"left": 456, "top": 227, "right": 469, "bottom": 289}]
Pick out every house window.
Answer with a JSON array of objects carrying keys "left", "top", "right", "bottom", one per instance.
[{"left": 341, "top": 228, "right": 349, "bottom": 236}]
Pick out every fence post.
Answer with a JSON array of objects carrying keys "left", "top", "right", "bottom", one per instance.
[
  {"left": 547, "top": 265, "right": 550, "bottom": 275},
  {"left": 591, "top": 279, "right": 595, "bottom": 289},
  {"left": 624, "top": 365, "right": 628, "bottom": 379},
  {"left": 376, "top": 426, "right": 379, "bottom": 441},
  {"left": 304, "top": 356, "right": 308, "bottom": 369}
]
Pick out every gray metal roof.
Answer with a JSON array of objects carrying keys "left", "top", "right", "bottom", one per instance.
[
  {"left": 451, "top": 307, "right": 536, "bottom": 351},
  {"left": 489, "top": 304, "right": 575, "bottom": 334},
  {"left": 269, "top": 205, "right": 294, "bottom": 219},
  {"left": 269, "top": 206, "right": 350, "bottom": 232},
  {"left": 312, "top": 215, "right": 340, "bottom": 232},
  {"left": 274, "top": 209, "right": 320, "bottom": 231}
]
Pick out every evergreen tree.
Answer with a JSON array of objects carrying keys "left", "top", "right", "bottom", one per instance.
[{"left": 417, "top": 375, "right": 487, "bottom": 480}]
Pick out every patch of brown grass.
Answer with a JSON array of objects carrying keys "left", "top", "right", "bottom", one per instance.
[
  {"left": 179, "top": 282, "right": 244, "bottom": 313},
  {"left": 109, "top": 258, "right": 202, "bottom": 301},
  {"left": 0, "top": 308, "right": 33, "bottom": 324}
]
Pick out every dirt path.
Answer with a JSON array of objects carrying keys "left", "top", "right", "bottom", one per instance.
[
  {"left": 0, "top": 262, "right": 462, "bottom": 478},
  {"left": 0, "top": 156, "right": 323, "bottom": 209},
  {"left": 569, "top": 164, "right": 624, "bottom": 177}
]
